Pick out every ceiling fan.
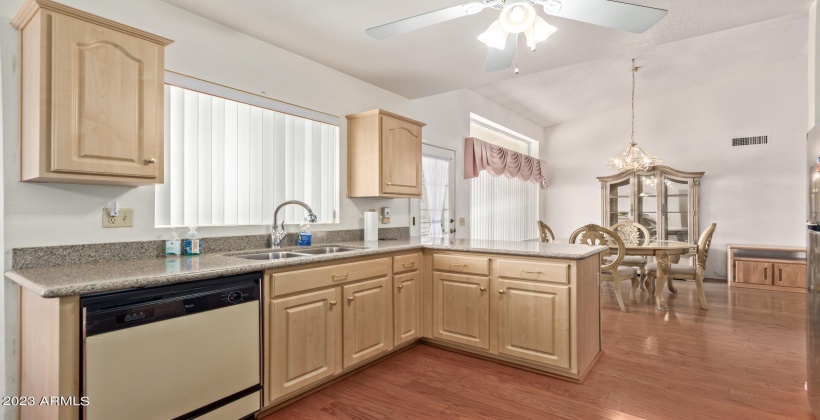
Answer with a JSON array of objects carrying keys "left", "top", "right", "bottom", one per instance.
[{"left": 366, "top": 0, "right": 668, "bottom": 72}]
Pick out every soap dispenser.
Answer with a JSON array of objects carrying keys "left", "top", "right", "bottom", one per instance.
[
  {"left": 183, "top": 226, "right": 202, "bottom": 255},
  {"left": 165, "top": 229, "right": 181, "bottom": 255}
]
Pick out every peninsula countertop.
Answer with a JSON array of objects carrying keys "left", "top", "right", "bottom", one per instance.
[{"left": 5, "top": 238, "right": 607, "bottom": 298}]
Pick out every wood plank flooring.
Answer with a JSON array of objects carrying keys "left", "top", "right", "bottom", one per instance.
[{"left": 262, "top": 280, "right": 812, "bottom": 419}]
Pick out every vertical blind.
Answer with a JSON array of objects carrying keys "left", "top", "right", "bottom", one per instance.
[
  {"left": 155, "top": 85, "right": 339, "bottom": 227},
  {"left": 470, "top": 171, "right": 538, "bottom": 241}
]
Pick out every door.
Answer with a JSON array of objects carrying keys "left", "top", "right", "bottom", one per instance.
[
  {"left": 605, "top": 174, "right": 633, "bottom": 227},
  {"left": 50, "top": 13, "right": 162, "bottom": 179},
  {"left": 775, "top": 262, "right": 807, "bottom": 288},
  {"left": 660, "top": 175, "right": 692, "bottom": 242},
  {"left": 413, "top": 144, "right": 456, "bottom": 238},
  {"left": 381, "top": 115, "right": 422, "bottom": 195},
  {"left": 269, "top": 288, "right": 340, "bottom": 403},
  {"left": 342, "top": 277, "right": 393, "bottom": 369},
  {"left": 394, "top": 271, "right": 421, "bottom": 346},
  {"left": 496, "top": 279, "right": 570, "bottom": 369},
  {"left": 433, "top": 272, "right": 489, "bottom": 350},
  {"left": 734, "top": 260, "right": 773, "bottom": 285}
]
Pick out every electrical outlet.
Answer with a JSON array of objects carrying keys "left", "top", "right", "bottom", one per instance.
[
  {"left": 381, "top": 207, "right": 391, "bottom": 224},
  {"left": 102, "top": 208, "right": 134, "bottom": 228},
  {"left": 459, "top": 218, "right": 466, "bottom": 226}
]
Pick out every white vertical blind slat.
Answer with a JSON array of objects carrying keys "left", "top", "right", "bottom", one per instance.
[
  {"left": 160, "top": 86, "right": 338, "bottom": 228},
  {"left": 211, "top": 98, "right": 226, "bottom": 225}
]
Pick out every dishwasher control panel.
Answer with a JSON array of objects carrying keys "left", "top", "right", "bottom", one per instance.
[{"left": 82, "top": 272, "right": 261, "bottom": 337}]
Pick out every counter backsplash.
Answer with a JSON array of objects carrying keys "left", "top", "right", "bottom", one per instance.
[{"left": 12, "top": 227, "right": 410, "bottom": 269}]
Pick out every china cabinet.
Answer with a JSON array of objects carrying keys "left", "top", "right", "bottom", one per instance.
[{"left": 597, "top": 166, "right": 704, "bottom": 242}]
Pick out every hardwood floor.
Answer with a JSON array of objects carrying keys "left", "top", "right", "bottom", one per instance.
[{"left": 262, "top": 280, "right": 812, "bottom": 419}]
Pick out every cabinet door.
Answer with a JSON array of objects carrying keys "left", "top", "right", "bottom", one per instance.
[
  {"left": 604, "top": 174, "right": 633, "bottom": 227},
  {"left": 433, "top": 272, "right": 489, "bottom": 350},
  {"left": 775, "top": 262, "right": 807, "bottom": 288},
  {"left": 394, "top": 271, "right": 421, "bottom": 346},
  {"left": 660, "top": 175, "right": 692, "bottom": 242},
  {"left": 50, "top": 13, "right": 162, "bottom": 179},
  {"left": 735, "top": 260, "right": 773, "bottom": 285},
  {"left": 342, "top": 277, "right": 393, "bottom": 369},
  {"left": 496, "top": 279, "right": 571, "bottom": 369},
  {"left": 381, "top": 115, "right": 421, "bottom": 196},
  {"left": 269, "top": 288, "right": 340, "bottom": 403}
]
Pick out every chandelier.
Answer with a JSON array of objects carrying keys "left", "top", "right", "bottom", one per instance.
[{"left": 607, "top": 59, "right": 662, "bottom": 172}]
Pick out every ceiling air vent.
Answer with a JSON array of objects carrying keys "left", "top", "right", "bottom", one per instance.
[{"left": 732, "top": 135, "right": 768, "bottom": 147}]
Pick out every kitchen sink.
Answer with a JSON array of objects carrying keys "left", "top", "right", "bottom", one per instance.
[
  {"left": 237, "top": 252, "right": 309, "bottom": 260},
  {"left": 293, "top": 246, "right": 360, "bottom": 255},
  {"left": 234, "top": 246, "right": 360, "bottom": 261}
]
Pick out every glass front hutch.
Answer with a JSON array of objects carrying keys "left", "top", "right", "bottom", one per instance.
[{"left": 598, "top": 166, "right": 704, "bottom": 242}]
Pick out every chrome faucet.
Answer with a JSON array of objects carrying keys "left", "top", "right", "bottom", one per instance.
[{"left": 271, "top": 200, "right": 318, "bottom": 248}]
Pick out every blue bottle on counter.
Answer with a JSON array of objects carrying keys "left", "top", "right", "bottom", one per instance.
[
  {"left": 183, "top": 226, "right": 202, "bottom": 255},
  {"left": 298, "top": 220, "right": 312, "bottom": 246}
]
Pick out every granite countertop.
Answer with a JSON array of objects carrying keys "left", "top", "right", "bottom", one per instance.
[{"left": 5, "top": 238, "right": 606, "bottom": 298}]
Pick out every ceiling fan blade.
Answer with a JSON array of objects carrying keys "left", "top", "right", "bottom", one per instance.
[
  {"left": 552, "top": 0, "right": 667, "bottom": 34},
  {"left": 366, "top": 3, "right": 475, "bottom": 40},
  {"left": 484, "top": 34, "right": 516, "bottom": 72}
]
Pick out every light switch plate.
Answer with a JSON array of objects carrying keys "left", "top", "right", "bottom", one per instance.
[
  {"left": 102, "top": 208, "right": 134, "bottom": 228},
  {"left": 459, "top": 218, "right": 466, "bottom": 226}
]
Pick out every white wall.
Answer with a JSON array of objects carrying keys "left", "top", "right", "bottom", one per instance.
[
  {"left": 410, "top": 89, "right": 544, "bottom": 239},
  {"left": 543, "top": 56, "right": 808, "bottom": 278},
  {"left": 0, "top": 22, "right": 8, "bottom": 420},
  {"left": 0, "top": 0, "right": 417, "bottom": 252}
]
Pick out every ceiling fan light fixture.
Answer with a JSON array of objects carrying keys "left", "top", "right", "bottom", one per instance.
[
  {"left": 499, "top": 0, "right": 536, "bottom": 33},
  {"left": 524, "top": 16, "right": 557, "bottom": 49},
  {"left": 477, "top": 20, "right": 510, "bottom": 50},
  {"left": 543, "top": 0, "right": 570, "bottom": 15}
]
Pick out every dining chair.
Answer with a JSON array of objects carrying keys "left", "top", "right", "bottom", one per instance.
[
  {"left": 570, "top": 224, "right": 639, "bottom": 312},
  {"left": 645, "top": 223, "right": 716, "bottom": 310},
  {"left": 609, "top": 221, "right": 651, "bottom": 290},
  {"left": 537, "top": 220, "right": 556, "bottom": 243}
]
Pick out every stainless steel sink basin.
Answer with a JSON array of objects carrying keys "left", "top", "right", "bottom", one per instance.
[
  {"left": 294, "top": 246, "right": 360, "bottom": 255},
  {"left": 237, "top": 252, "right": 308, "bottom": 260},
  {"left": 234, "top": 246, "right": 360, "bottom": 261}
]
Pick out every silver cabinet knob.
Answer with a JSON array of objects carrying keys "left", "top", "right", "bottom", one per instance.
[
  {"left": 479, "top": 287, "right": 486, "bottom": 292},
  {"left": 329, "top": 301, "right": 337, "bottom": 306},
  {"left": 145, "top": 158, "right": 157, "bottom": 164},
  {"left": 498, "top": 290, "right": 505, "bottom": 294},
  {"left": 397, "top": 284, "right": 404, "bottom": 290},
  {"left": 347, "top": 296, "right": 355, "bottom": 302}
]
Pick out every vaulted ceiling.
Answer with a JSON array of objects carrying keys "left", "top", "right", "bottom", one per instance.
[{"left": 163, "top": 0, "right": 812, "bottom": 126}]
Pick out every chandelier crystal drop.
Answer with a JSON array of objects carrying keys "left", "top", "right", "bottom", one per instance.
[{"left": 607, "top": 59, "right": 662, "bottom": 172}]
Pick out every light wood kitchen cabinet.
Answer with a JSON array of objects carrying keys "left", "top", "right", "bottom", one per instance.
[
  {"left": 342, "top": 277, "right": 393, "bottom": 369},
  {"left": 393, "top": 253, "right": 422, "bottom": 346},
  {"left": 496, "top": 279, "right": 570, "bottom": 369},
  {"left": 598, "top": 166, "right": 703, "bottom": 242},
  {"left": 775, "top": 261, "right": 807, "bottom": 288},
  {"left": 13, "top": 0, "right": 172, "bottom": 186},
  {"left": 268, "top": 288, "right": 341, "bottom": 403},
  {"left": 432, "top": 271, "right": 490, "bottom": 350},
  {"left": 346, "top": 109, "right": 425, "bottom": 197}
]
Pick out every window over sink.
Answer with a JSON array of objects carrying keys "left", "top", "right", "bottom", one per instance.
[{"left": 155, "top": 73, "right": 339, "bottom": 227}]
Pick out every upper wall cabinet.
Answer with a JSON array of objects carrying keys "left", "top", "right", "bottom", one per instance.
[
  {"left": 347, "top": 109, "right": 425, "bottom": 198},
  {"left": 598, "top": 166, "right": 704, "bottom": 242},
  {"left": 13, "top": 0, "right": 173, "bottom": 186}
]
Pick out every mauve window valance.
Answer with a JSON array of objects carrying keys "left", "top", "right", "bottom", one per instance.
[{"left": 464, "top": 137, "right": 548, "bottom": 189}]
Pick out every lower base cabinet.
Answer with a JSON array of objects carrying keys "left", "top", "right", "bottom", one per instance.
[
  {"left": 269, "top": 288, "right": 341, "bottom": 403},
  {"left": 496, "top": 279, "right": 570, "bottom": 369},
  {"left": 394, "top": 270, "right": 422, "bottom": 346},
  {"left": 432, "top": 272, "right": 490, "bottom": 350},
  {"left": 734, "top": 258, "right": 807, "bottom": 289},
  {"left": 342, "top": 277, "right": 393, "bottom": 369}
]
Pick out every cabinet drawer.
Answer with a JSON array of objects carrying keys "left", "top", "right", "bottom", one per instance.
[
  {"left": 272, "top": 258, "right": 391, "bottom": 296},
  {"left": 433, "top": 254, "right": 490, "bottom": 276},
  {"left": 497, "top": 259, "right": 570, "bottom": 284},
  {"left": 393, "top": 253, "right": 421, "bottom": 274}
]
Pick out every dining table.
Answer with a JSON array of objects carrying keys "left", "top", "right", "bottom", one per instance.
[{"left": 613, "top": 240, "right": 697, "bottom": 310}]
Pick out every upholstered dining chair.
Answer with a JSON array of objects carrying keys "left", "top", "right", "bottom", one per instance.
[
  {"left": 570, "top": 224, "right": 639, "bottom": 312},
  {"left": 609, "top": 221, "right": 651, "bottom": 289},
  {"left": 645, "top": 223, "right": 717, "bottom": 310},
  {"left": 537, "top": 220, "right": 556, "bottom": 243}
]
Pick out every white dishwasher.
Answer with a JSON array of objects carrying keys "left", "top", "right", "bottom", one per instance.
[{"left": 81, "top": 272, "right": 262, "bottom": 420}]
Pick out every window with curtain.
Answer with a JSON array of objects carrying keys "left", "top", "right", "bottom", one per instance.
[
  {"left": 155, "top": 77, "right": 339, "bottom": 227},
  {"left": 469, "top": 116, "right": 540, "bottom": 241}
]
